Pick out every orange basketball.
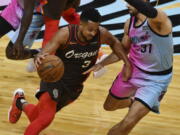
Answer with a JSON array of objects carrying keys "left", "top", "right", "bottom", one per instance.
[{"left": 37, "top": 55, "right": 64, "bottom": 82}]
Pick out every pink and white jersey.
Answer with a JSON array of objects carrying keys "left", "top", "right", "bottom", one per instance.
[
  {"left": 0, "top": 0, "right": 23, "bottom": 29},
  {"left": 0, "top": 0, "right": 42, "bottom": 29},
  {"left": 128, "top": 16, "right": 173, "bottom": 73}
]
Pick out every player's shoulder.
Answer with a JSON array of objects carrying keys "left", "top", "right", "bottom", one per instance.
[
  {"left": 57, "top": 26, "right": 70, "bottom": 36},
  {"left": 126, "top": 18, "right": 131, "bottom": 25},
  {"left": 124, "top": 18, "right": 131, "bottom": 33},
  {"left": 99, "top": 26, "right": 110, "bottom": 36},
  {"left": 157, "top": 8, "right": 168, "bottom": 16},
  {"left": 55, "top": 26, "right": 70, "bottom": 43},
  {"left": 99, "top": 26, "right": 107, "bottom": 32},
  {"left": 59, "top": 26, "right": 69, "bottom": 32},
  {"left": 125, "top": 18, "right": 131, "bottom": 28},
  {"left": 148, "top": 8, "right": 169, "bottom": 21}
]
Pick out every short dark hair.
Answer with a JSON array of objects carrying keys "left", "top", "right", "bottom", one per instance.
[{"left": 80, "top": 8, "right": 102, "bottom": 23}]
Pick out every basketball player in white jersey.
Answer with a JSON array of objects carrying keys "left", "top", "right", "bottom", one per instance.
[{"left": 84, "top": 0, "right": 173, "bottom": 134}]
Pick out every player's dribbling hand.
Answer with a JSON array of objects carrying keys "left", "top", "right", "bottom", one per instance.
[
  {"left": 83, "top": 63, "right": 104, "bottom": 74},
  {"left": 34, "top": 53, "right": 49, "bottom": 68},
  {"left": 122, "top": 63, "right": 132, "bottom": 81}
]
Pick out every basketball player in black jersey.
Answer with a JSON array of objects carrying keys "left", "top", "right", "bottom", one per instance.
[{"left": 8, "top": 8, "right": 131, "bottom": 135}]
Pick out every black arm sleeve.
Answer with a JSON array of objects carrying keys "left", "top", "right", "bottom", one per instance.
[{"left": 125, "top": 0, "right": 158, "bottom": 18}]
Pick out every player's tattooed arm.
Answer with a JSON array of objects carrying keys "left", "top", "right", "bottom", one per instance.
[
  {"left": 99, "top": 26, "right": 130, "bottom": 66},
  {"left": 99, "top": 26, "right": 132, "bottom": 81},
  {"left": 95, "top": 19, "right": 131, "bottom": 67}
]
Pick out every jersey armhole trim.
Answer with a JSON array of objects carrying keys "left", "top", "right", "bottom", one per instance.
[{"left": 147, "top": 22, "right": 170, "bottom": 37}]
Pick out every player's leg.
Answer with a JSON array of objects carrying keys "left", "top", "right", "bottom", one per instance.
[
  {"left": 62, "top": 8, "right": 80, "bottom": 24},
  {"left": 103, "top": 66, "right": 136, "bottom": 111},
  {"left": 107, "top": 71, "right": 172, "bottom": 135},
  {"left": 104, "top": 94, "right": 134, "bottom": 111},
  {"left": 8, "top": 90, "right": 57, "bottom": 135},
  {"left": 43, "top": 0, "right": 68, "bottom": 20},
  {"left": 107, "top": 100, "right": 150, "bottom": 135},
  {"left": 23, "top": 104, "right": 39, "bottom": 122},
  {"left": 23, "top": 92, "right": 57, "bottom": 135},
  {"left": 23, "top": 80, "right": 82, "bottom": 135},
  {"left": 8, "top": 88, "right": 40, "bottom": 123},
  {"left": 8, "top": 88, "right": 27, "bottom": 123},
  {"left": 42, "top": 16, "right": 59, "bottom": 48}
]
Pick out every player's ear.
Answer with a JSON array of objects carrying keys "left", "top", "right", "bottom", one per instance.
[{"left": 79, "top": 21, "right": 83, "bottom": 26}]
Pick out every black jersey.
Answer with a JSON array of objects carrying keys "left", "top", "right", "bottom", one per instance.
[
  {"left": 37, "top": 25, "right": 101, "bottom": 110},
  {"left": 55, "top": 24, "right": 101, "bottom": 87}
]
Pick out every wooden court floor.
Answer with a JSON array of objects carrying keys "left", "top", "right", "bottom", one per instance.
[{"left": 0, "top": 36, "right": 180, "bottom": 135}]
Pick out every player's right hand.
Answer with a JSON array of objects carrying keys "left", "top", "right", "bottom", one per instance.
[
  {"left": 83, "top": 63, "right": 104, "bottom": 74},
  {"left": 34, "top": 53, "right": 49, "bottom": 68}
]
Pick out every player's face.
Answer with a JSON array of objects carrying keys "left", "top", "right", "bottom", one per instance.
[
  {"left": 127, "top": 4, "right": 138, "bottom": 16},
  {"left": 81, "top": 21, "right": 99, "bottom": 41}
]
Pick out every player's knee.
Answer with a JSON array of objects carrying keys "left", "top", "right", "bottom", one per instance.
[
  {"left": 103, "top": 103, "right": 117, "bottom": 111},
  {"left": 122, "top": 117, "right": 137, "bottom": 131}
]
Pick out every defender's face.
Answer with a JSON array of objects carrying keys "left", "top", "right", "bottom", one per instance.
[
  {"left": 126, "top": 0, "right": 149, "bottom": 15},
  {"left": 81, "top": 21, "right": 99, "bottom": 41},
  {"left": 127, "top": 4, "right": 138, "bottom": 16}
]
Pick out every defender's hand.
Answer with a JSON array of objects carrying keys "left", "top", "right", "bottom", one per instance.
[{"left": 122, "top": 63, "right": 132, "bottom": 81}]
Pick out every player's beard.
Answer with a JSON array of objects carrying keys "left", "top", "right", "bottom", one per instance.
[
  {"left": 128, "top": 8, "right": 138, "bottom": 16},
  {"left": 80, "top": 31, "right": 92, "bottom": 42}
]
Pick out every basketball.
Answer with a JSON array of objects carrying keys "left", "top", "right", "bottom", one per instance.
[{"left": 37, "top": 55, "right": 64, "bottom": 82}]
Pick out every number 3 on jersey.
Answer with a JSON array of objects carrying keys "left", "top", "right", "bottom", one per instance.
[{"left": 82, "top": 60, "right": 91, "bottom": 68}]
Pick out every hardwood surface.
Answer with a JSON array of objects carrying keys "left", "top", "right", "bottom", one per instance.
[{"left": 0, "top": 36, "right": 180, "bottom": 135}]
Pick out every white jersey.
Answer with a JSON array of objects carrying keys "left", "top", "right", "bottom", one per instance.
[{"left": 128, "top": 16, "right": 173, "bottom": 73}]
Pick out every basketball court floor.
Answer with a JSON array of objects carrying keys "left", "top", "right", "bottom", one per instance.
[{"left": 0, "top": 36, "right": 180, "bottom": 135}]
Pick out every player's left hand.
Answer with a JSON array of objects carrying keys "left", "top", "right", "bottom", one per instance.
[
  {"left": 83, "top": 63, "right": 103, "bottom": 74},
  {"left": 122, "top": 63, "right": 132, "bottom": 81}
]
